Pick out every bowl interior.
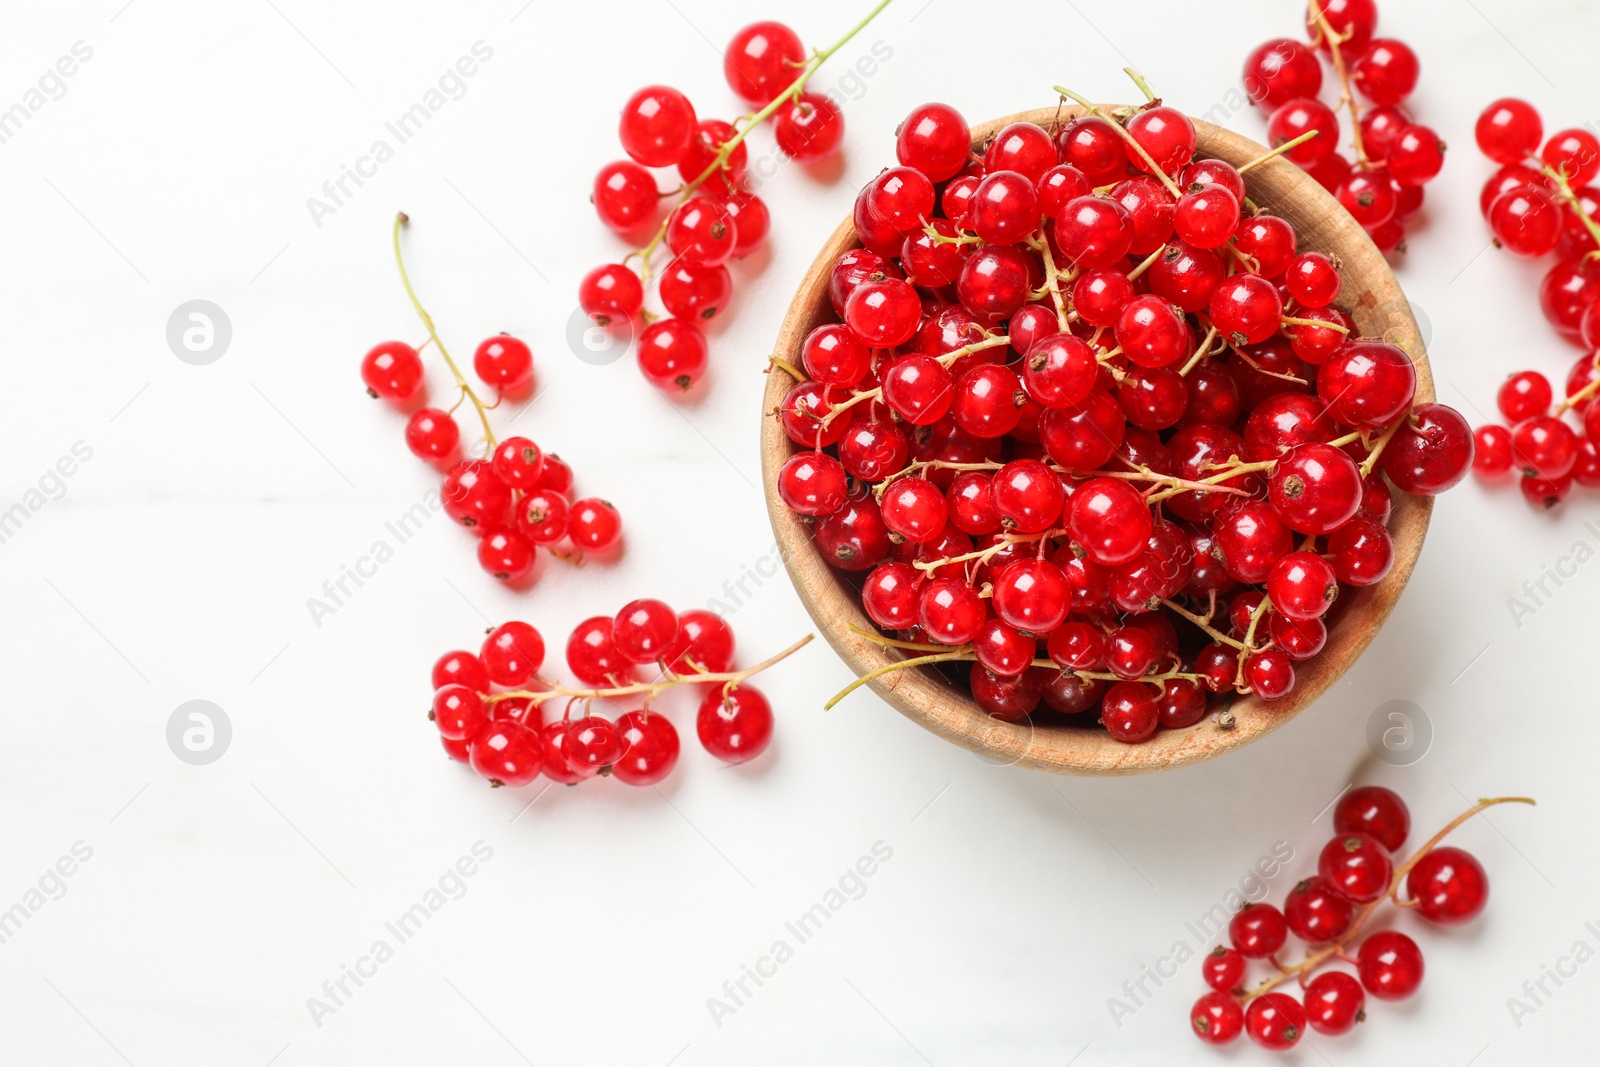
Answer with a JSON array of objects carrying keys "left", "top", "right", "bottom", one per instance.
[{"left": 761, "top": 106, "right": 1434, "bottom": 775}]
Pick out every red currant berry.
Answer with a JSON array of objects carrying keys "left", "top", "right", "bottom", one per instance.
[
  {"left": 611, "top": 711, "right": 680, "bottom": 786},
  {"left": 1268, "top": 98, "right": 1339, "bottom": 166},
  {"left": 433, "top": 650, "right": 490, "bottom": 693},
  {"left": 1334, "top": 785, "right": 1411, "bottom": 851},
  {"left": 698, "top": 684, "right": 773, "bottom": 763},
  {"left": 489, "top": 436, "right": 544, "bottom": 489},
  {"left": 659, "top": 260, "right": 733, "bottom": 322},
  {"left": 569, "top": 498, "right": 622, "bottom": 552},
  {"left": 1191, "top": 990, "right": 1245, "bottom": 1045},
  {"left": 1304, "top": 971, "right": 1365, "bottom": 1036},
  {"left": 481, "top": 621, "right": 545, "bottom": 686},
  {"left": 1175, "top": 185, "right": 1240, "bottom": 250},
  {"left": 442, "top": 460, "right": 513, "bottom": 533},
  {"left": 881, "top": 477, "right": 949, "bottom": 542},
  {"left": 1233, "top": 214, "right": 1298, "bottom": 277},
  {"left": 1327, "top": 517, "right": 1394, "bottom": 587},
  {"left": 405, "top": 408, "right": 459, "bottom": 461},
  {"left": 778, "top": 452, "right": 849, "bottom": 517},
  {"left": 1267, "top": 551, "right": 1339, "bottom": 621},
  {"left": 592, "top": 161, "right": 661, "bottom": 232},
  {"left": 918, "top": 577, "right": 987, "bottom": 645},
  {"left": 1406, "top": 846, "right": 1489, "bottom": 924},
  {"left": 361, "top": 340, "right": 424, "bottom": 400},
  {"left": 1357, "top": 930, "right": 1424, "bottom": 1000},
  {"left": 1490, "top": 185, "right": 1562, "bottom": 256},
  {"left": 815, "top": 497, "right": 892, "bottom": 571},
  {"left": 433, "top": 684, "right": 488, "bottom": 742},
  {"left": 1072, "top": 268, "right": 1136, "bottom": 328},
  {"left": 1101, "top": 681, "right": 1159, "bottom": 742},
  {"left": 1382, "top": 403, "right": 1475, "bottom": 495},
  {"left": 1230, "top": 902, "right": 1289, "bottom": 958},
  {"left": 613, "top": 599, "right": 679, "bottom": 665},
  {"left": 1055, "top": 196, "right": 1135, "bottom": 269},
  {"left": 1544, "top": 127, "right": 1600, "bottom": 185},
  {"left": 846, "top": 277, "right": 923, "bottom": 348},
  {"left": 579, "top": 263, "right": 645, "bottom": 328},
  {"left": 1244, "top": 649, "right": 1295, "bottom": 699},
  {"left": 957, "top": 245, "right": 1034, "bottom": 321},
  {"left": 1319, "top": 832, "right": 1394, "bottom": 904},
  {"left": 724, "top": 21, "right": 804, "bottom": 104},
  {"left": 638, "top": 317, "right": 709, "bottom": 392},
  {"left": 1125, "top": 106, "right": 1196, "bottom": 175},
  {"left": 1211, "top": 274, "right": 1284, "bottom": 346},
  {"left": 1244, "top": 38, "right": 1323, "bottom": 110},
  {"left": 1473, "top": 424, "right": 1514, "bottom": 478},
  {"left": 1117, "top": 294, "right": 1190, "bottom": 368},
  {"left": 774, "top": 93, "right": 845, "bottom": 162},
  {"left": 619, "top": 86, "right": 697, "bottom": 166},
  {"left": 666, "top": 198, "right": 736, "bottom": 266},
  {"left": 517, "top": 488, "right": 570, "bottom": 545},
  {"left": 477, "top": 527, "right": 535, "bottom": 582},
  {"left": 1476, "top": 97, "right": 1543, "bottom": 165},
  {"left": 473, "top": 334, "right": 533, "bottom": 391},
  {"left": 468, "top": 721, "right": 543, "bottom": 786},
  {"left": 1317, "top": 341, "right": 1417, "bottom": 429},
  {"left": 896, "top": 102, "right": 970, "bottom": 182},
  {"left": 1203, "top": 945, "right": 1247, "bottom": 993},
  {"left": 666, "top": 610, "right": 736, "bottom": 675},
  {"left": 1351, "top": 39, "right": 1419, "bottom": 106},
  {"left": 1284, "top": 876, "right": 1355, "bottom": 943},
  {"left": 1245, "top": 992, "right": 1305, "bottom": 1050}
]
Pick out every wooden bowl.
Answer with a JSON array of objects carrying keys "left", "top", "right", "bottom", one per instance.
[{"left": 760, "top": 106, "right": 1434, "bottom": 775}]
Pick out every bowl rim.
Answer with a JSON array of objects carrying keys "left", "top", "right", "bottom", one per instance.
[{"left": 760, "top": 105, "right": 1435, "bottom": 776}]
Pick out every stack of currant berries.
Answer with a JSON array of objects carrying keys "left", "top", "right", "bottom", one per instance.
[
  {"left": 1191, "top": 787, "right": 1531, "bottom": 1050},
  {"left": 1466, "top": 97, "right": 1600, "bottom": 508},
  {"left": 778, "top": 90, "right": 1475, "bottom": 742},
  {"left": 580, "top": 15, "right": 875, "bottom": 393},
  {"left": 1241, "top": 0, "right": 1443, "bottom": 253},
  {"left": 362, "top": 216, "right": 623, "bottom": 582},
  {"left": 430, "top": 603, "right": 808, "bottom": 788}
]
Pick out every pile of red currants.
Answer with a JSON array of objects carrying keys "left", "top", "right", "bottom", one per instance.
[
  {"left": 778, "top": 84, "right": 1474, "bottom": 742},
  {"left": 430, "top": 602, "right": 807, "bottom": 788},
  {"left": 1192, "top": 787, "right": 1529, "bottom": 1050},
  {"left": 1241, "top": 0, "right": 1443, "bottom": 254},
  {"left": 579, "top": 14, "right": 885, "bottom": 393},
  {"left": 363, "top": 215, "right": 622, "bottom": 582},
  {"left": 1465, "top": 97, "right": 1600, "bottom": 507}
]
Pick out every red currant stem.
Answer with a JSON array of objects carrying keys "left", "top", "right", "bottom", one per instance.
[
  {"left": 1308, "top": 2, "right": 1370, "bottom": 168},
  {"left": 629, "top": 0, "right": 895, "bottom": 277},
  {"left": 846, "top": 622, "right": 953, "bottom": 652},
  {"left": 1224, "top": 242, "right": 1261, "bottom": 275},
  {"left": 911, "top": 527, "right": 1064, "bottom": 574},
  {"left": 924, "top": 225, "right": 985, "bottom": 247},
  {"left": 1535, "top": 159, "right": 1600, "bottom": 255},
  {"left": 1122, "top": 67, "right": 1158, "bottom": 105},
  {"left": 1179, "top": 326, "right": 1222, "bottom": 376},
  {"left": 1126, "top": 245, "right": 1166, "bottom": 281},
  {"left": 1242, "top": 796, "right": 1536, "bottom": 1001},
  {"left": 826, "top": 637, "right": 1205, "bottom": 709},
  {"left": 1283, "top": 315, "right": 1351, "bottom": 334},
  {"left": 392, "top": 213, "right": 497, "bottom": 448},
  {"left": 1096, "top": 345, "right": 1124, "bottom": 362},
  {"left": 824, "top": 650, "right": 976, "bottom": 709},
  {"left": 769, "top": 355, "right": 805, "bottom": 381},
  {"left": 1146, "top": 457, "right": 1275, "bottom": 506},
  {"left": 1229, "top": 596, "right": 1275, "bottom": 691},
  {"left": 1556, "top": 375, "right": 1600, "bottom": 414},
  {"left": 822, "top": 334, "right": 1011, "bottom": 427},
  {"left": 1052, "top": 86, "right": 1185, "bottom": 198},
  {"left": 1219, "top": 334, "right": 1310, "bottom": 386},
  {"left": 1099, "top": 465, "right": 1251, "bottom": 497},
  {"left": 1161, "top": 599, "right": 1249, "bottom": 650},
  {"left": 488, "top": 633, "right": 815, "bottom": 708},
  {"left": 1358, "top": 415, "right": 1406, "bottom": 478},
  {"left": 547, "top": 546, "right": 585, "bottom": 565},
  {"left": 1325, "top": 429, "right": 1364, "bottom": 449},
  {"left": 1236, "top": 130, "right": 1320, "bottom": 175},
  {"left": 1034, "top": 233, "right": 1075, "bottom": 330}
]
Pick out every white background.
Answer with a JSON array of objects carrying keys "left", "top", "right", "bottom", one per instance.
[{"left": 2, "top": 0, "right": 1597, "bottom": 1063}]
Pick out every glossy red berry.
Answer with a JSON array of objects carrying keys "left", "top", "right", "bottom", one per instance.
[
  {"left": 1304, "top": 971, "right": 1365, "bottom": 1036},
  {"left": 619, "top": 85, "right": 697, "bottom": 167},
  {"left": 613, "top": 599, "right": 679, "bottom": 664},
  {"left": 1333, "top": 785, "right": 1411, "bottom": 851},
  {"left": 698, "top": 684, "right": 773, "bottom": 763},
  {"left": 1268, "top": 98, "right": 1339, "bottom": 166},
  {"left": 405, "top": 408, "right": 459, "bottom": 461},
  {"left": 1191, "top": 991, "right": 1244, "bottom": 1045},
  {"left": 1382, "top": 403, "right": 1476, "bottom": 495},
  {"left": 433, "top": 684, "right": 488, "bottom": 742},
  {"left": 473, "top": 335, "right": 533, "bottom": 391},
  {"left": 481, "top": 621, "right": 545, "bottom": 686},
  {"left": 1284, "top": 876, "right": 1355, "bottom": 943},
  {"left": 1055, "top": 196, "right": 1135, "bottom": 269},
  {"left": 1244, "top": 992, "right": 1305, "bottom": 1051},
  {"left": 362, "top": 341, "right": 424, "bottom": 400},
  {"left": 569, "top": 498, "right": 622, "bottom": 552},
  {"left": 1317, "top": 341, "right": 1416, "bottom": 429},
  {"left": 896, "top": 102, "right": 970, "bottom": 182},
  {"left": 1476, "top": 98, "right": 1543, "bottom": 165},
  {"left": 1319, "top": 832, "right": 1394, "bottom": 904},
  {"left": 638, "top": 318, "right": 709, "bottom": 393},
  {"left": 778, "top": 452, "right": 849, "bottom": 517},
  {"left": 918, "top": 578, "right": 987, "bottom": 645},
  {"left": 1243, "top": 38, "right": 1323, "bottom": 110},
  {"left": 659, "top": 260, "right": 732, "bottom": 322},
  {"left": 517, "top": 489, "right": 570, "bottom": 545},
  {"left": 774, "top": 93, "right": 845, "bottom": 162},
  {"left": 1357, "top": 930, "right": 1424, "bottom": 1000},
  {"left": 1490, "top": 186, "right": 1562, "bottom": 256},
  {"left": 724, "top": 21, "right": 804, "bottom": 104},
  {"left": 666, "top": 610, "right": 736, "bottom": 676},
  {"left": 468, "top": 721, "right": 543, "bottom": 786},
  {"left": 1544, "top": 127, "right": 1600, "bottom": 185},
  {"left": 1351, "top": 39, "right": 1419, "bottom": 106},
  {"left": 611, "top": 711, "right": 680, "bottom": 786},
  {"left": 1229, "top": 902, "right": 1288, "bottom": 958},
  {"left": 442, "top": 460, "right": 513, "bottom": 533},
  {"left": 592, "top": 161, "right": 660, "bottom": 232},
  {"left": 1244, "top": 649, "right": 1295, "bottom": 699},
  {"left": 1406, "top": 846, "right": 1489, "bottom": 924}
]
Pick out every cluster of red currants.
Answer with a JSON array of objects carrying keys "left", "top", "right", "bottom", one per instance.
[
  {"left": 1192, "top": 786, "right": 1525, "bottom": 1050},
  {"left": 1465, "top": 97, "right": 1600, "bottom": 508},
  {"left": 579, "top": 17, "right": 869, "bottom": 393},
  {"left": 1242, "top": 0, "right": 1443, "bottom": 254},
  {"left": 430, "top": 602, "right": 800, "bottom": 789},
  {"left": 362, "top": 216, "right": 623, "bottom": 582},
  {"left": 779, "top": 86, "right": 1473, "bottom": 742}
]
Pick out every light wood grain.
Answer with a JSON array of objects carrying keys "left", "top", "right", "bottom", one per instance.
[{"left": 760, "top": 106, "right": 1434, "bottom": 775}]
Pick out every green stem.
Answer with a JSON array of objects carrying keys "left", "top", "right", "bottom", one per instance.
[{"left": 392, "top": 213, "right": 496, "bottom": 448}]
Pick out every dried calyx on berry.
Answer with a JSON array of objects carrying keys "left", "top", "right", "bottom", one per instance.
[{"left": 777, "top": 70, "right": 1472, "bottom": 746}]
